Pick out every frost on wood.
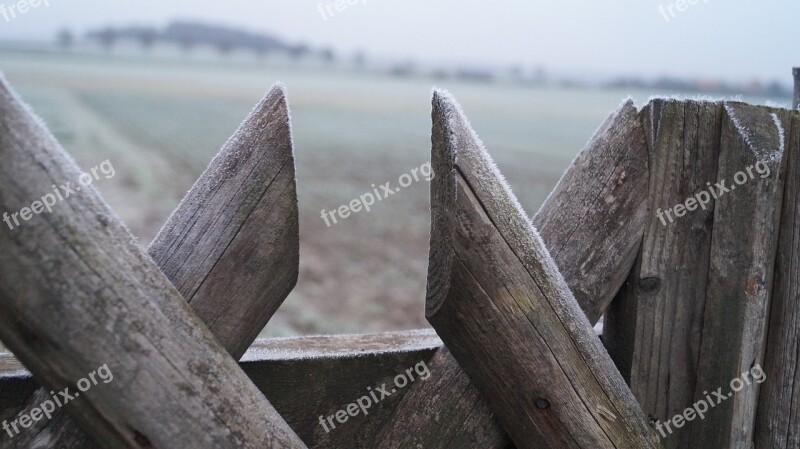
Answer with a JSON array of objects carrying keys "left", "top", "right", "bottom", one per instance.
[
  {"left": 536, "top": 96, "right": 635, "bottom": 220},
  {"left": 376, "top": 93, "right": 649, "bottom": 449},
  {"left": 532, "top": 96, "right": 648, "bottom": 322},
  {"left": 426, "top": 89, "right": 660, "bottom": 449},
  {"left": 240, "top": 330, "right": 441, "bottom": 362},
  {"left": 147, "top": 82, "right": 299, "bottom": 360},
  {"left": 427, "top": 88, "right": 559, "bottom": 315},
  {"left": 1, "top": 81, "right": 303, "bottom": 449},
  {"left": 723, "top": 102, "right": 784, "bottom": 164},
  {"left": 0, "top": 76, "right": 306, "bottom": 449}
]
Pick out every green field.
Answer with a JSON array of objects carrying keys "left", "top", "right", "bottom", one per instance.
[{"left": 0, "top": 50, "right": 779, "bottom": 337}]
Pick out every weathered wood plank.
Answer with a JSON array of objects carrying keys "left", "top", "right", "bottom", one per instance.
[
  {"left": 376, "top": 344, "right": 508, "bottom": 449},
  {"left": 148, "top": 82, "right": 299, "bottom": 360},
  {"left": 0, "top": 331, "right": 443, "bottom": 448},
  {"left": 1, "top": 389, "right": 87, "bottom": 448},
  {"left": 602, "top": 99, "right": 723, "bottom": 449},
  {"left": 245, "top": 331, "right": 441, "bottom": 449},
  {"left": 0, "top": 77, "right": 305, "bottom": 448},
  {"left": 533, "top": 99, "right": 650, "bottom": 323},
  {"left": 375, "top": 97, "right": 650, "bottom": 449},
  {"left": 422, "top": 90, "right": 660, "bottom": 449},
  {"left": 605, "top": 101, "right": 790, "bottom": 448},
  {"left": 754, "top": 110, "right": 800, "bottom": 448},
  {"left": 1, "top": 84, "right": 301, "bottom": 449},
  {"left": 690, "top": 103, "right": 786, "bottom": 449},
  {"left": 754, "top": 111, "right": 800, "bottom": 449}
]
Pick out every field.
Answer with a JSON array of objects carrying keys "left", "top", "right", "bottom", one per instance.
[{"left": 0, "top": 50, "right": 778, "bottom": 337}]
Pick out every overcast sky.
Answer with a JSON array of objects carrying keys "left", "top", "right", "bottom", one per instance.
[{"left": 1, "top": 0, "right": 796, "bottom": 83}]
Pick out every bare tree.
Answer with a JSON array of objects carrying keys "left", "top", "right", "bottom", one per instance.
[
  {"left": 56, "top": 28, "right": 74, "bottom": 49},
  {"left": 217, "top": 41, "right": 234, "bottom": 56},
  {"left": 320, "top": 47, "right": 336, "bottom": 64},
  {"left": 287, "top": 44, "right": 310, "bottom": 60},
  {"left": 138, "top": 28, "right": 158, "bottom": 50},
  {"left": 94, "top": 28, "right": 117, "bottom": 51}
]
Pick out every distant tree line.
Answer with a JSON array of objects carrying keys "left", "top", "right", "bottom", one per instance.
[
  {"left": 605, "top": 76, "right": 791, "bottom": 99},
  {"left": 66, "top": 21, "right": 339, "bottom": 62}
]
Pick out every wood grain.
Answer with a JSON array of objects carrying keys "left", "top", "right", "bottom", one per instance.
[
  {"left": 375, "top": 96, "right": 650, "bottom": 449},
  {"left": 0, "top": 331, "right": 443, "bottom": 449},
  {"left": 602, "top": 99, "right": 722, "bottom": 449},
  {"left": 422, "top": 90, "right": 660, "bottom": 449},
  {"left": 148, "top": 83, "right": 299, "bottom": 360},
  {"left": 754, "top": 111, "right": 800, "bottom": 449},
  {"left": 606, "top": 101, "right": 789, "bottom": 449},
  {"left": 690, "top": 103, "right": 786, "bottom": 449},
  {"left": 533, "top": 99, "right": 650, "bottom": 323},
  {"left": 2, "top": 84, "right": 301, "bottom": 449},
  {"left": 754, "top": 110, "right": 800, "bottom": 449},
  {"left": 0, "top": 77, "right": 305, "bottom": 448}
]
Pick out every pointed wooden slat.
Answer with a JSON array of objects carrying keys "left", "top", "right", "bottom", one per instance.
[
  {"left": 375, "top": 98, "right": 650, "bottom": 449},
  {"left": 421, "top": 90, "right": 660, "bottom": 449},
  {"left": 148, "top": 83, "right": 298, "bottom": 360},
  {"left": 0, "top": 77, "right": 305, "bottom": 448},
  {"left": 2, "top": 84, "right": 301, "bottom": 449},
  {"left": 533, "top": 99, "right": 650, "bottom": 323}
]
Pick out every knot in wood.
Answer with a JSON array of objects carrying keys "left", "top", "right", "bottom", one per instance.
[{"left": 639, "top": 277, "right": 661, "bottom": 293}]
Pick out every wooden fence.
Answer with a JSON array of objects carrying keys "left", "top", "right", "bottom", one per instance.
[{"left": 0, "top": 69, "right": 798, "bottom": 448}]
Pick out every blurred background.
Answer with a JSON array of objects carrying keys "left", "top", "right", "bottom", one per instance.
[{"left": 0, "top": 0, "right": 796, "bottom": 337}]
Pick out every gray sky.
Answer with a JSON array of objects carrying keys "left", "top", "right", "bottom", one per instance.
[{"left": 1, "top": 0, "right": 796, "bottom": 83}]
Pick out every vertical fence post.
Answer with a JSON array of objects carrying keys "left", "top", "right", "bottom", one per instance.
[{"left": 793, "top": 67, "right": 799, "bottom": 109}]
